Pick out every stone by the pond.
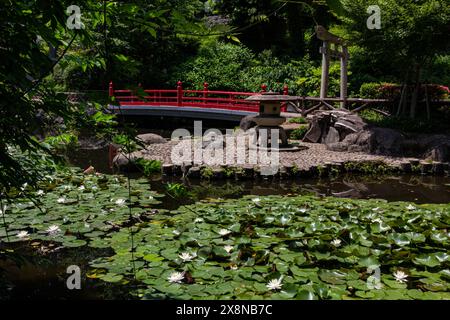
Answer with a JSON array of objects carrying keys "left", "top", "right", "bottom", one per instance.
[
  {"left": 324, "top": 127, "right": 340, "bottom": 145},
  {"left": 304, "top": 110, "right": 450, "bottom": 163},
  {"left": 187, "top": 167, "right": 201, "bottom": 179},
  {"left": 112, "top": 153, "right": 139, "bottom": 172},
  {"left": 136, "top": 133, "right": 167, "bottom": 145},
  {"left": 239, "top": 115, "right": 258, "bottom": 131}
]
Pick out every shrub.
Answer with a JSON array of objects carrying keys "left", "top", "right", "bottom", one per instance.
[
  {"left": 288, "top": 117, "right": 307, "bottom": 124},
  {"left": 289, "top": 126, "right": 309, "bottom": 140},
  {"left": 135, "top": 159, "right": 162, "bottom": 175},
  {"left": 165, "top": 183, "right": 189, "bottom": 198},
  {"left": 170, "top": 40, "right": 342, "bottom": 96}
]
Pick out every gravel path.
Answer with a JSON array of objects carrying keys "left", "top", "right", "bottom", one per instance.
[{"left": 136, "top": 133, "right": 415, "bottom": 170}]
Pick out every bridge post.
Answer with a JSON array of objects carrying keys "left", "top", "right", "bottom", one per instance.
[
  {"left": 203, "top": 82, "right": 209, "bottom": 104},
  {"left": 109, "top": 81, "right": 114, "bottom": 98},
  {"left": 177, "top": 81, "right": 183, "bottom": 106},
  {"left": 261, "top": 84, "right": 267, "bottom": 93}
]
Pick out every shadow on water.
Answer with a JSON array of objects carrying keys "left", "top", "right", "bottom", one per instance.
[{"left": 69, "top": 148, "right": 450, "bottom": 206}]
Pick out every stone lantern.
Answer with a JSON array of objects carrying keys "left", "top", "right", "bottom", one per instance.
[{"left": 246, "top": 92, "right": 298, "bottom": 147}]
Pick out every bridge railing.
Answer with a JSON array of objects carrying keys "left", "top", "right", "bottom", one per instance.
[{"left": 109, "top": 81, "right": 287, "bottom": 112}]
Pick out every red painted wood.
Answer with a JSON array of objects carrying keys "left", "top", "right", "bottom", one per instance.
[{"left": 111, "top": 83, "right": 265, "bottom": 113}]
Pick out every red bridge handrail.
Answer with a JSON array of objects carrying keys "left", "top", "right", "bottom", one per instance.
[{"left": 109, "top": 81, "right": 289, "bottom": 112}]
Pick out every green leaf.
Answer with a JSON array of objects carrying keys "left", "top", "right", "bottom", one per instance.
[{"left": 326, "top": 0, "right": 345, "bottom": 16}]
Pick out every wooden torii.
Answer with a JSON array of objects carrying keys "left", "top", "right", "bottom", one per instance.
[{"left": 315, "top": 25, "right": 349, "bottom": 109}]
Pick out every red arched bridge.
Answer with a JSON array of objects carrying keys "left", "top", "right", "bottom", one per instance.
[
  {"left": 107, "top": 81, "right": 400, "bottom": 122},
  {"left": 107, "top": 81, "right": 295, "bottom": 122}
]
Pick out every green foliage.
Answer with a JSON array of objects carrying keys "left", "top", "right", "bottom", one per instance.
[
  {"left": 344, "top": 161, "right": 395, "bottom": 175},
  {"left": 289, "top": 127, "right": 309, "bottom": 140},
  {"left": 360, "top": 110, "right": 450, "bottom": 134},
  {"left": 112, "top": 134, "right": 138, "bottom": 153},
  {"left": 200, "top": 167, "right": 214, "bottom": 180},
  {"left": 172, "top": 41, "right": 342, "bottom": 96},
  {"left": 44, "top": 133, "right": 79, "bottom": 151},
  {"left": 95, "top": 195, "right": 449, "bottom": 299},
  {"left": 135, "top": 159, "right": 162, "bottom": 176},
  {"left": 165, "top": 183, "right": 189, "bottom": 199},
  {"left": 288, "top": 117, "right": 307, "bottom": 124}
]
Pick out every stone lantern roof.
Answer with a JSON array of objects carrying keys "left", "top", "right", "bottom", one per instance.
[{"left": 246, "top": 92, "right": 298, "bottom": 102}]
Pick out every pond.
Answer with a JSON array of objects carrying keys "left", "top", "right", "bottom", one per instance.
[{"left": 1, "top": 146, "right": 449, "bottom": 300}]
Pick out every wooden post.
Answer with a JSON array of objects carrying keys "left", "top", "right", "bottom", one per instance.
[
  {"left": 177, "top": 81, "right": 183, "bottom": 106},
  {"left": 340, "top": 47, "right": 348, "bottom": 108},
  {"left": 320, "top": 42, "right": 330, "bottom": 99},
  {"left": 109, "top": 81, "right": 114, "bottom": 97}
]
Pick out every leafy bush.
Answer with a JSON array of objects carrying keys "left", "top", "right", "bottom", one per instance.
[
  {"left": 165, "top": 183, "right": 189, "bottom": 199},
  {"left": 171, "top": 40, "right": 342, "bottom": 96},
  {"left": 135, "top": 159, "right": 162, "bottom": 175},
  {"left": 288, "top": 117, "right": 307, "bottom": 124},
  {"left": 360, "top": 110, "right": 449, "bottom": 134},
  {"left": 360, "top": 83, "right": 450, "bottom": 101},
  {"left": 289, "top": 126, "right": 309, "bottom": 140},
  {"left": 44, "top": 133, "right": 79, "bottom": 151},
  {"left": 112, "top": 134, "right": 138, "bottom": 153}
]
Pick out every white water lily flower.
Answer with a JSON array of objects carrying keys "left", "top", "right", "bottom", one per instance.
[
  {"left": 115, "top": 198, "right": 126, "bottom": 206},
  {"left": 78, "top": 185, "right": 85, "bottom": 191},
  {"left": 331, "top": 239, "right": 342, "bottom": 247},
  {"left": 17, "top": 231, "right": 29, "bottom": 239},
  {"left": 372, "top": 207, "right": 380, "bottom": 211},
  {"left": 252, "top": 198, "right": 261, "bottom": 203},
  {"left": 194, "top": 218, "right": 204, "bottom": 223},
  {"left": 230, "top": 264, "right": 238, "bottom": 270},
  {"left": 36, "top": 190, "right": 45, "bottom": 196},
  {"left": 57, "top": 197, "right": 66, "bottom": 204},
  {"left": 0, "top": 204, "right": 7, "bottom": 216},
  {"left": 406, "top": 204, "right": 416, "bottom": 211},
  {"left": 224, "top": 245, "right": 234, "bottom": 253},
  {"left": 179, "top": 252, "right": 195, "bottom": 262},
  {"left": 393, "top": 270, "right": 408, "bottom": 283},
  {"left": 46, "top": 225, "right": 61, "bottom": 235},
  {"left": 266, "top": 277, "right": 283, "bottom": 291},
  {"left": 298, "top": 208, "right": 307, "bottom": 213},
  {"left": 280, "top": 216, "right": 291, "bottom": 225},
  {"left": 168, "top": 271, "right": 185, "bottom": 283},
  {"left": 218, "top": 229, "right": 231, "bottom": 236},
  {"left": 172, "top": 230, "right": 181, "bottom": 236}
]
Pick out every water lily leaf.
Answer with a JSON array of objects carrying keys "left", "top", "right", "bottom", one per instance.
[
  {"left": 389, "top": 233, "right": 410, "bottom": 247},
  {"left": 143, "top": 254, "right": 165, "bottom": 263},
  {"left": 413, "top": 253, "right": 447, "bottom": 267},
  {"left": 382, "top": 278, "right": 407, "bottom": 289},
  {"left": 62, "top": 239, "right": 87, "bottom": 248},
  {"left": 296, "top": 290, "right": 317, "bottom": 300},
  {"left": 100, "top": 273, "right": 124, "bottom": 283},
  {"left": 319, "top": 270, "right": 347, "bottom": 285},
  {"left": 370, "top": 222, "right": 391, "bottom": 233},
  {"left": 358, "top": 256, "right": 379, "bottom": 268}
]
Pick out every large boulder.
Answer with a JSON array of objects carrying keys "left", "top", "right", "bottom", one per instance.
[
  {"left": 327, "top": 127, "right": 405, "bottom": 156},
  {"left": 303, "top": 110, "right": 368, "bottom": 143},
  {"left": 305, "top": 110, "right": 450, "bottom": 161},
  {"left": 136, "top": 133, "right": 167, "bottom": 145}
]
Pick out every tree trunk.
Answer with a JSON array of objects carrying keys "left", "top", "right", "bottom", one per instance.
[{"left": 409, "top": 64, "right": 421, "bottom": 119}]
